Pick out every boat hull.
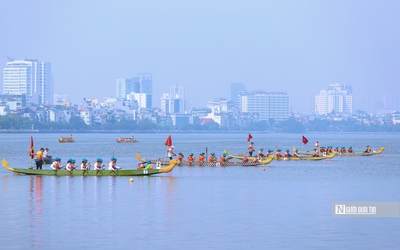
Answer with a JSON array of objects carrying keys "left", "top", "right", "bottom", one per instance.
[
  {"left": 135, "top": 153, "right": 274, "bottom": 166},
  {"left": 298, "top": 147, "right": 385, "bottom": 156},
  {"left": 225, "top": 150, "right": 337, "bottom": 161},
  {"left": 2, "top": 159, "right": 178, "bottom": 176}
]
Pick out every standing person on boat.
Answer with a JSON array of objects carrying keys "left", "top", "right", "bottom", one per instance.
[
  {"left": 167, "top": 146, "right": 176, "bottom": 160},
  {"left": 315, "top": 141, "right": 319, "bottom": 151},
  {"left": 50, "top": 157, "right": 62, "bottom": 170},
  {"left": 108, "top": 157, "right": 122, "bottom": 171},
  {"left": 208, "top": 152, "right": 216, "bottom": 162},
  {"left": 35, "top": 148, "right": 45, "bottom": 169},
  {"left": 93, "top": 158, "right": 104, "bottom": 170},
  {"left": 177, "top": 152, "right": 184, "bottom": 162},
  {"left": 80, "top": 158, "right": 91, "bottom": 170},
  {"left": 66, "top": 159, "right": 76, "bottom": 171},
  {"left": 198, "top": 152, "right": 205, "bottom": 163},
  {"left": 248, "top": 142, "right": 255, "bottom": 156}
]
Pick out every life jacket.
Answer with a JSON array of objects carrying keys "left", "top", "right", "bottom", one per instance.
[
  {"left": 188, "top": 156, "right": 194, "bottom": 162},
  {"left": 340, "top": 148, "right": 346, "bottom": 153},
  {"left": 276, "top": 152, "right": 281, "bottom": 157},
  {"left": 208, "top": 155, "right": 216, "bottom": 162},
  {"left": 248, "top": 146, "right": 254, "bottom": 152},
  {"left": 198, "top": 155, "right": 205, "bottom": 163},
  {"left": 35, "top": 151, "right": 43, "bottom": 159},
  {"left": 219, "top": 156, "right": 226, "bottom": 163},
  {"left": 178, "top": 155, "right": 184, "bottom": 161},
  {"left": 348, "top": 149, "right": 353, "bottom": 153},
  {"left": 327, "top": 148, "right": 332, "bottom": 153}
]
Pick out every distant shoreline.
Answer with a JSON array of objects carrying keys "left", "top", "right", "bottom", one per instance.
[{"left": 1, "top": 130, "right": 399, "bottom": 134}]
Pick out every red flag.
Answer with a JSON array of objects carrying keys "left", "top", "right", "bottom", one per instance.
[
  {"left": 29, "top": 136, "right": 35, "bottom": 159},
  {"left": 302, "top": 135, "right": 309, "bottom": 145},
  {"left": 165, "top": 135, "right": 172, "bottom": 147},
  {"left": 247, "top": 133, "right": 253, "bottom": 142}
]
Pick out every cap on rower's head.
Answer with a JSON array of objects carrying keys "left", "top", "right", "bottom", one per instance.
[
  {"left": 111, "top": 156, "right": 117, "bottom": 161},
  {"left": 55, "top": 157, "right": 61, "bottom": 161},
  {"left": 147, "top": 160, "right": 151, "bottom": 164},
  {"left": 97, "top": 158, "right": 103, "bottom": 162},
  {"left": 70, "top": 159, "right": 76, "bottom": 163},
  {"left": 82, "top": 158, "right": 87, "bottom": 162}
]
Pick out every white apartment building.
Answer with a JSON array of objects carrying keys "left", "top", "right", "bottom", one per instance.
[
  {"left": 239, "top": 91, "right": 290, "bottom": 122},
  {"left": 315, "top": 83, "right": 353, "bottom": 115},
  {"left": 3, "top": 59, "right": 53, "bottom": 105}
]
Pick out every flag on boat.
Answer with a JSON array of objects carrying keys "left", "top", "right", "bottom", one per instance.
[
  {"left": 247, "top": 133, "right": 253, "bottom": 142},
  {"left": 29, "top": 136, "right": 34, "bottom": 159},
  {"left": 302, "top": 135, "right": 309, "bottom": 145},
  {"left": 165, "top": 135, "right": 172, "bottom": 147}
]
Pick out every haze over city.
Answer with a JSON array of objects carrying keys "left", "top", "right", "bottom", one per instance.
[{"left": 1, "top": 0, "right": 399, "bottom": 112}]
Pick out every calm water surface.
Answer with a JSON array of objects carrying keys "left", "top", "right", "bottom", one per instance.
[{"left": 1, "top": 133, "right": 399, "bottom": 250}]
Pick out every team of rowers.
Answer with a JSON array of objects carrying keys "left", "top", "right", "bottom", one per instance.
[{"left": 49, "top": 157, "right": 122, "bottom": 171}]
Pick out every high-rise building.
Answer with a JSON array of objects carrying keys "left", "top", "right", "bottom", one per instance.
[
  {"left": 116, "top": 73, "right": 152, "bottom": 108},
  {"left": 160, "top": 85, "right": 185, "bottom": 114},
  {"left": 230, "top": 83, "right": 246, "bottom": 104},
  {"left": 315, "top": 83, "right": 352, "bottom": 115},
  {"left": 3, "top": 59, "right": 53, "bottom": 105},
  {"left": 239, "top": 91, "right": 290, "bottom": 121}
]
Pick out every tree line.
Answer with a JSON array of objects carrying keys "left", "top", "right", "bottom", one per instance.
[{"left": 1, "top": 115, "right": 399, "bottom": 133}]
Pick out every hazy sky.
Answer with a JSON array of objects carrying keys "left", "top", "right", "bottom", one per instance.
[{"left": 1, "top": 0, "right": 399, "bottom": 112}]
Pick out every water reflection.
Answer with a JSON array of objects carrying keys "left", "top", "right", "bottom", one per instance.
[{"left": 29, "top": 176, "right": 43, "bottom": 249}]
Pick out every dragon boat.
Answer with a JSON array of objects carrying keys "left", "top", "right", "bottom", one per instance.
[
  {"left": 2, "top": 159, "right": 178, "bottom": 176},
  {"left": 224, "top": 150, "right": 337, "bottom": 161},
  {"left": 135, "top": 153, "right": 274, "bottom": 166},
  {"left": 298, "top": 147, "right": 385, "bottom": 156},
  {"left": 59, "top": 136, "right": 74, "bottom": 143},
  {"left": 116, "top": 137, "right": 139, "bottom": 143}
]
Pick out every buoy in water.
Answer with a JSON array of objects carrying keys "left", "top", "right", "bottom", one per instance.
[
  {"left": 129, "top": 178, "right": 133, "bottom": 182},
  {"left": 263, "top": 168, "right": 266, "bottom": 171}
]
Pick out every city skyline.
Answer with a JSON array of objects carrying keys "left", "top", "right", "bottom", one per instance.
[{"left": 1, "top": 1, "right": 399, "bottom": 113}]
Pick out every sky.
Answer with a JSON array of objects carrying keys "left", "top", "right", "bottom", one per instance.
[{"left": 1, "top": 0, "right": 399, "bottom": 112}]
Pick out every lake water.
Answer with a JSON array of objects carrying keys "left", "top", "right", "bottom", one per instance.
[{"left": 1, "top": 132, "right": 399, "bottom": 250}]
